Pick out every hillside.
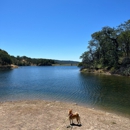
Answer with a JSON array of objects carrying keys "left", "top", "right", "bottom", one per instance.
[
  {"left": 54, "top": 60, "right": 79, "bottom": 65},
  {"left": 0, "top": 49, "right": 79, "bottom": 68}
]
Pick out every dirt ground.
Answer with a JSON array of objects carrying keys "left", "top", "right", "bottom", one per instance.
[{"left": 0, "top": 100, "right": 130, "bottom": 130}]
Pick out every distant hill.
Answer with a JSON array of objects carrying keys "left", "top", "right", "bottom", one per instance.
[
  {"left": 0, "top": 48, "right": 80, "bottom": 67},
  {"left": 54, "top": 60, "right": 79, "bottom": 65}
]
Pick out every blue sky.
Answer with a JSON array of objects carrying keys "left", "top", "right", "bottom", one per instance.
[{"left": 0, "top": 0, "right": 130, "bottom": 61}]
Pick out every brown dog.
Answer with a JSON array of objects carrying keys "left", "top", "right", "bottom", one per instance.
[{"left": 68, "top": 109, "right": 81, "bottom": 125}]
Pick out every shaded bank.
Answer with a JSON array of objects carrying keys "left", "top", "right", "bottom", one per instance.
[{"left": 80, "top": 57, "right": 130, "bottom": 76}]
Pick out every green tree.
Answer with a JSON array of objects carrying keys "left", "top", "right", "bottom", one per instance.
[
  {"left": 0, "top": 49, "right": 12, "bottom": 65},
  {"left": 80, "top": 19, "right": 130, "bottom": 74},
  {"left": 118, "top": 20, "right": 130, "bottom": 57}
]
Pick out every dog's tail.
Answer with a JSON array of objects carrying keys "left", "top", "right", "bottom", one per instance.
[{"left": 75, "top": 112, "right": 80, "bottom": 117}]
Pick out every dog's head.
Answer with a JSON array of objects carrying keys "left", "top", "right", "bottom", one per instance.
[{"left": 68, "top": 109, "right": 73, "bottom": 116}]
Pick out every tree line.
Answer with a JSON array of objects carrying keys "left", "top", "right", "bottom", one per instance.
[
  {"left": 0, "top": 49, "right": 55, "bottom": 66},
  {"left": 79, "top": 19, "right": 130, "bottom": 76},
  {"left": 11, "top": 55, "right": 55, "bottom": 66}
]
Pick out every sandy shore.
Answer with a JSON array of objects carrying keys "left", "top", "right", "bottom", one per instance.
[{"left": 0, "top": 100, "right": 130, "bottom": 130}]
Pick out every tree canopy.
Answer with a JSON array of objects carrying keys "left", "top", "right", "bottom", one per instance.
[{"left": 80, "top": 19, "right": 130, "bottom": 76}]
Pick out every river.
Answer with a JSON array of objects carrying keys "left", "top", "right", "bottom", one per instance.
[{"left": 0, "top": 66, "right": 130, "bottom": 116}]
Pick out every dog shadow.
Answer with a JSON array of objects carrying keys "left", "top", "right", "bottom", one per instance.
[
  {"left": 67, "top": 123, "right": 82, "bottom": 129},
  {"left": 67, "top": 123, "right": 82, "bottom": 128},
  {"left": 71, "top": 123, "right": 82, "bottom": 127}
]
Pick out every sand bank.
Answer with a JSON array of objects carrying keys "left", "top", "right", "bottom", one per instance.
[{"left": 0, "top": 100, "right": 130, "bottom": 130}]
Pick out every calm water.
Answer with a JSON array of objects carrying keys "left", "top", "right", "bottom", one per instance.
[{"left": 0, "top": 66, "right": 130, "bottom": 116}]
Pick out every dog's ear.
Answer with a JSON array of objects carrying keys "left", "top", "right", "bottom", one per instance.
[{"left": 69, "top": 109, "right": 72, "bottom": 112}]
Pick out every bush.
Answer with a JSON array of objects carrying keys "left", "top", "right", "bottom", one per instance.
[{"left": 122, "top": 57, "right": 130, "bottom": 66}]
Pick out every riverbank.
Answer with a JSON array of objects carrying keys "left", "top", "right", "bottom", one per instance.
[
  {"left": 80, "top": 68, "right": 112, "bottom": 75},
  {"left": 0, "top": 64, "right": 18, "bottom": 70},
  {"left": 80, "top": 68, "right": 130, "bottom": 77},
  {"left": 0, "top": 100, "right": 130, "bottom": 130}
]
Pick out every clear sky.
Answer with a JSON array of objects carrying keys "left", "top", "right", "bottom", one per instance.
[{"left": 0, "top": 0, "right": 130, "bottom": 61}]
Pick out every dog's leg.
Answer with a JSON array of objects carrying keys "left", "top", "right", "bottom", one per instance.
[
  {"left": 76, "top": 118, "right": 79, "bottom": 124},
  {"left": 78, "top": 117, "right": 81, "bottom": 125},
  {"left": 69, "top": 119, "right": 71, "bottom": 124},
  {"left": 77, "top": 119, "right": 78, "bottom": 124},
  {"left": 70, "top": 119, "right": 73, "bottom": 125}
]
